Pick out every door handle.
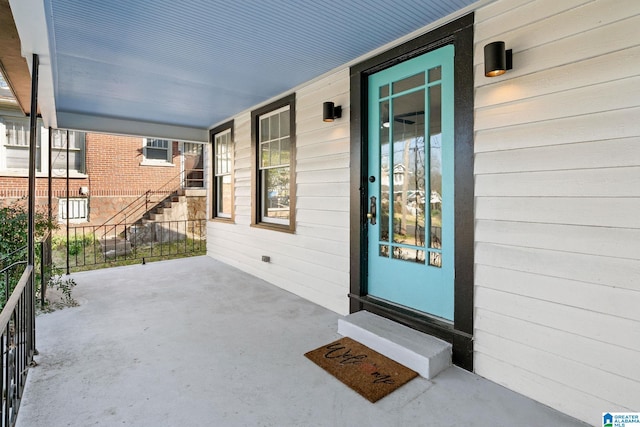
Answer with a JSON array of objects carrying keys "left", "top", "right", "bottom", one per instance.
[{"left": 367, "top": 196, "right": 376, "bottom": 225}]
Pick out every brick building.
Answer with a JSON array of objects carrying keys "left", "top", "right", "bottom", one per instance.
[{"left": 0, "top": 102, "right": 206, "bottom": 229}]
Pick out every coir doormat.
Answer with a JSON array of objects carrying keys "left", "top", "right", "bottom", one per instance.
[{"left": 304, "top": 337, "right": 418, "bottom": 403}]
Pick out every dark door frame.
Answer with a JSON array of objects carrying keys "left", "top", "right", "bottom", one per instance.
[{"left": 348, "top": 13, "right": 475, "bottom": 371}]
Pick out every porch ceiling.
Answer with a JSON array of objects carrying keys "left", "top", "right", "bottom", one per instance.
[{"left": 7, "top": 0, "right": 478, "bottom": 141}]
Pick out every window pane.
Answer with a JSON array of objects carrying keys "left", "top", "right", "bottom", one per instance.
[
  {"left": 269, "top": 114, "right": 280, "bottom": 140},
  {"left": 147, "top": 139, "right": 168, "bottom": 149},
  {"left": 58, "top": 198, "right": 88, "bottom": 222},
  {"left": 261, "top": 142, "right": 270, "bottom": 168},
  {"left": 260, "top": 118, "right": 269, "bottom": 142},
  {"left": 279, "top": 111, "right": 290, "bottom": 137},
  {"left": 216, "top": 175, "right": 233, "bottom": 217},
  {"left": 146, "top": 147, "right": 167, "bottom": 161},
  {"left": 52, "top": 130, "right": 65, "bottom": 148},
  {"left": 280, "top": 137, "right": 290, "bottom": 165},
  {"left": 52, "top": 149, "right": 83, "bottom": 171},
  {"left": 262, "top": 166, "right": 289, "bottom": 222},
  {"left": 6, "top": 121, "right": 29, "bottom": 146},
  {"left": 270, "top": 141, "right": 280, "bottom": 166},
  {"left": 5, "top": 146, "right": 29, "bottom": 169}
]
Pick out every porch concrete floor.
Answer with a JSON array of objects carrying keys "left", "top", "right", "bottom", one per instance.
[{"left": 17, "top": 256, "right": 588, "bottom": 427}]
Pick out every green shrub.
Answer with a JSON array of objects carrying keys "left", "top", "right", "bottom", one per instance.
[{"left": 0, "top": 200, "right": 57, "bottom": 309}]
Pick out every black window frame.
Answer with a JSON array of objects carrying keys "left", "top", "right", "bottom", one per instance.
[
  {"left": 210, "top": 120, "right": 235, "bottom": 222},
  {"left": 250, "top": 93, "right": 296, "bottom": 233}
]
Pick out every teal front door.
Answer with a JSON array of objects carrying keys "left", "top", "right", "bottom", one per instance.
[{"left": 367, "top": 45, "right": 455, "bottom": 321}]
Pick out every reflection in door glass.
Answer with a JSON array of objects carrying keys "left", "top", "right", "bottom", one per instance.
[
  {"left": 373, "top": 66, "right": 446, "bottom": 267},
  {"left": 429, "top": 84, "right": 443, "bottom": 268},
  {"left": 379, "top": 244, "right": 389, "bottom": 258},
  {"left": 379, "top": 100, "right": 390, "bottom": 245},
  {"left": 393, "top": 248, "right": 425, "bottom": 264},
  {"left": 389, "top": 88, "right": 426, "bottom": 264}
]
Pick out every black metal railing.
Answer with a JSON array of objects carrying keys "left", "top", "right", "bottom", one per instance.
[
  {"left": 96, "top": 168, "right": 204, "bottom": 242},
  {"left": 38, "top": 233, "right": 52, "bottom": 309},
  {"left": 60, "top": 219, "right": 206, "bottom": 271},
  {"left": 0, "top": 264, "right": 35, "bottom": 426}
]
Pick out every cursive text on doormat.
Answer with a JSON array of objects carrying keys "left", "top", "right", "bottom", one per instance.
[{"left": 304, "top": 337, "right": 418, "bottom": 402}]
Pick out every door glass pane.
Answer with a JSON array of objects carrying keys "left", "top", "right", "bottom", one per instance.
[
  {"left": 429, "top": 83, "right": 443, "bottom": 267},
  {"left": 379, "top": 85, "right": 389, "bottom": 98},
  {"left": 379, "top": 244, "right": 389, "bottom": 258},
  {"left": 392, "top": 247, "right": 425, "bottom": 264},
  {"left": 379, "top": 100, "right": 390, "bottom": 243},
  {"left": 428, "top": 66, "right": 441, "bottom": 83},
  {"left": 391, "top": 89, "right": 425, "bottom": 252},
  {"left": 392, "top": 72, "right": 424, "bottom": 94}
]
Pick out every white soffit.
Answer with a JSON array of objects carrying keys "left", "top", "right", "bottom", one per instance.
[{"left": 11, "top": 0, "right": 478, "bottom": 140}]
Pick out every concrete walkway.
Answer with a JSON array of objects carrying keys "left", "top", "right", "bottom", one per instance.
[{"left": 17, "top": 256, "right": 588, "bottom": 427}]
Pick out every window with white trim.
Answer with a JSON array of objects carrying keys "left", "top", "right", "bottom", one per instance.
[
  {"left": 142, "top": 138, "right": 172, "bottom": 164},
  {"left": 0, "top": 119, "right": 86, "bottom": 175},
  {"left": 51, "top": 129, "right": 86, "bottom": 173},
  {"left": 58, "top": 198, "right": 89, "bottom": 223},
  {"left": 3, "top": 118, "right": 40, "bottom": 170}
]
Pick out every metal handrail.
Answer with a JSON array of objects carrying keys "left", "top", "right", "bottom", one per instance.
[
  {"left": 0, "top": 247, "right": 27, "bottom": 267},
  {"left": 0, "top": 264, "right": 35, "bottom": 426},
  {"left": 0, "top": 265, "right": 31, "bottom": 327},
  {"left": 96, "top": 168, "right": 191, "bottom": 239}
]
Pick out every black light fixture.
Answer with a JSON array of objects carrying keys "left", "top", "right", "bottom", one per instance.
[
  {"left": 323, "top": 101, "right": 342, "bottom": 122},
  {"left": 484, "top": 41, "right": 512, "bottom": 77}
]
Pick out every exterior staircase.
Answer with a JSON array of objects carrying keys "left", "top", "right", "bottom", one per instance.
[
  {"left": 128, "top": 188, "right": 206, "bottom": 245},
  {"left": 141, "top": 190, "right": 188, "bottom": 224}
]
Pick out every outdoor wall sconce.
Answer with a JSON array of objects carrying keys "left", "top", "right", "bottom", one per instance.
[
  {"left": 323, "top": 102, "right": 342, "bottom": 122},
  {"left": 484, "top": 41, "right": 512, "bottom": 77}
]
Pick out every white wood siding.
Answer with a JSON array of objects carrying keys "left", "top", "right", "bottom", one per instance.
[
  {"left": 207, "top": 69, "right": 351, "bottom": 315},
  {"left": 474, "top": 0, "right": 640, "bottom": 424}
]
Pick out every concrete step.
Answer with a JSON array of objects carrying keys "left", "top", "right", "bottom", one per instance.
[
  {"left": 337, "top": 310, "right": 451, "bottom": 379},
  {"left": 98, "top": 237, "right": 132, "bottom": 258}
]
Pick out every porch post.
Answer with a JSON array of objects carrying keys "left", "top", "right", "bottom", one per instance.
[
  {"left": 66, "top": 130, "right": 70, "bottom": 275},
  {"left": 27, "top": 53, "right": 39, "bottom": 266},
  {"left": 48, "top": 127, "right": 52, "bottom": 225},
  {"left": 28, "top": 53, "right": 39, "bottom": 355}
]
